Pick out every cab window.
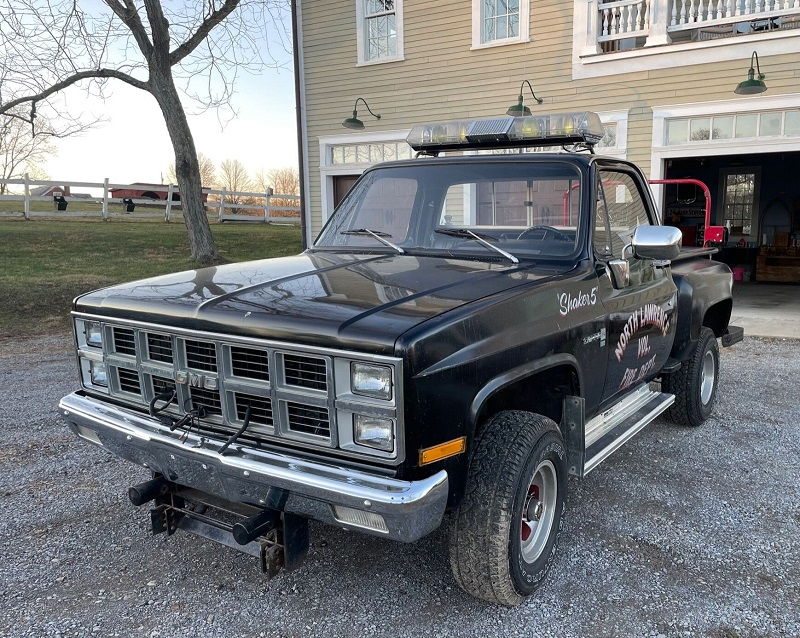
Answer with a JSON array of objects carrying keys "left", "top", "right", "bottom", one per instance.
[
  {"left": 317, "top": 162, "right": 583, "bottom": 259},
  {"left": 440, "top": 177, "right": 581, "bottom": 229},
  {"left": 594, "top": 170, "right": 650, "bottom": 259},
  {"left": 336, "top": 177, "right": 417, "bottom": 246}
]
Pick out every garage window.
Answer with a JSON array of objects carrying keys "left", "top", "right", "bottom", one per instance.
[{"left": 721, "top": 170, "right": 758, "bottom": 236}]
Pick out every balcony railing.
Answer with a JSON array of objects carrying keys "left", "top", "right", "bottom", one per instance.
[
  {"left": 670, "top": 0, "right": 800, "bottom": 31},
  {"left": 591, "top": 0, "right": 800, "bottom": 52},
  {"left": 598, "top": 0, "right": 652, "bottom": 43}
]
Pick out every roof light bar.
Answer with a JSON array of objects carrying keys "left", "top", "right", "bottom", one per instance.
[{"left": 406, "top": 111, "right": 605, "bottom": 153}]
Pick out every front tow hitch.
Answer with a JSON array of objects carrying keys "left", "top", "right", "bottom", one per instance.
[{"left": 132, "top": 478, "right": 310, "bottom": 577}]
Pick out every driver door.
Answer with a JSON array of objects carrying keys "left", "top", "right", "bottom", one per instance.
[{"left": 593, "top": 166, "right": 677, "bottom": 405}]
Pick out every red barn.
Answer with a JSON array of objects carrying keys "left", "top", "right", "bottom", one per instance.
[{"left": 110, "top": 183, "right": 208, "bottom": 202}]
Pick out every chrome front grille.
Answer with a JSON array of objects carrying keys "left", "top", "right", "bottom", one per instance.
[
  {"left": 234, "top": 392, "right": 273, "bottom": 426},
  {"left": 147, "top": 333, "right": 173, "bottom": 363},
  {"left": 95, "top": 321, "right": 342, "bottom": 449},
  {"left": 112, "top": 327, "right": 136, "bottom": 356},
  {"left": 282, "top": 353, "right": 327, "bottom": 391},
  {"left": 77, "top": 316, "right": 403, "bottom": 461},
  {"left": 189, "top": 386, "right": 223, "bottom": 416},
  {"left": 116, "top": 367, "right": 141, "bottom": 395},
  {"left": 150, "top": 375, "right": 177, "bottom": 404},
  {"left": 286, "top": 402, "right": 330, "bottom": 438},
  {"left": 230, "top": 346, "right": 269, "bottom": 382},
  {"left": 184, "top": 339, "right": 218, "bottom": 372}
]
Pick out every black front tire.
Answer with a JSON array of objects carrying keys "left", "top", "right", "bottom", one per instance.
[
  {"left": 448, "top": 411, "right": 567, "bottom": 606},
  {"left": 662, "top": 326, "right": 719, "bottom": 427}
]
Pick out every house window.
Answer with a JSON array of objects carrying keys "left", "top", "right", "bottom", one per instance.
[
  {"left": 482, "top": 0, "right": 519, "bottom": 42},
  {"left": 357, "top": 0, "right": 404, "bottom": 65},
  {"left": 329, "top": 141, "right": 413, "bottom": 165},
  {"left": 721, "top": 170, "right": 758, "bottom": 236},
  {"left": 665, "top": 109, "right": 800, "bottom": 145},
  {"left": 472, "top": 0, "right": 530, "bottom": 48},
  {"left": 596, "top": 123, "right": 618, "bottom": 149}
]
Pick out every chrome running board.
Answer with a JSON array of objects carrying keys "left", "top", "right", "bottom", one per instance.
[{"left": 582, "top": 385, "right": 675, "bottom": 475}]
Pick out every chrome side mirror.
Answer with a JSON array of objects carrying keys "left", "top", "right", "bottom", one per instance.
[{"left": 632, "top": 225, "right": 682, "bottom": 262}]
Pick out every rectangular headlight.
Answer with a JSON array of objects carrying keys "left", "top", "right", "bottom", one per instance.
[
  {"left": 89, "top": 360, "right": 108, "bottom": 387},
  {"left": 84, "top": 321, "right": 103, "bottom": 348},
  {"left": 351, "top": 362, "right": 392, "bottom": 400},
  {"left": 353, "top": 414, "right": 394, "bottom": 452}
]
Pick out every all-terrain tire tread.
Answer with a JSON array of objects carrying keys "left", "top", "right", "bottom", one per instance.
[
  {"left": 662, "top": 327, "right": 718, "bottom": 427},
  {"left": 448, "top": 411, "right": 562, "bottom": 606}
]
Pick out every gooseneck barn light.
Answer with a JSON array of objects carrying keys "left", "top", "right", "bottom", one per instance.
[
  {"left": 734, "top": 51, "right": 768, "bottom": 95},
  {"left": 342, "top": 97, "right": 382, "bottom": 130},
  {"left": 506, "top": 80, "right": 544, "bottom": 117}
]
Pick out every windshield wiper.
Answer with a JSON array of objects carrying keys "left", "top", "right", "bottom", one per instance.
[
  {"left": 434, "top": 228, "right": 519, "bottom": 264},
  {"left": 341, "top": 228, "right": 405, "bottom": 254}
]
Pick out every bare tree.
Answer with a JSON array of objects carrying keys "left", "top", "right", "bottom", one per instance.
[
  {"left": 255, "top": 166, "right": 299, "bottom": 195},
  {"left": 166, "top": 152, "right": 217, "bottom": 189},
  {"left": 255, "top": 165, "right": 299, "bottom": 214},
  {"left": 218, "top": 158, "right": 253, "bottom": 204},
  {"left": 0, "top": 1, "right": 290, "bottom": 264},
  {"left": 0, "top": 114, "right": 55, "bottom": 193}
]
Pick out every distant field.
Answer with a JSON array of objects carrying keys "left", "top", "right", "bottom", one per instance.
[{"left": 0, "top": 220, "right": 303, "bottom": 337}]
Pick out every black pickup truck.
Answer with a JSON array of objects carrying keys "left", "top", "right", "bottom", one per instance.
[{"left": 60, "top": 112, "right": 742, "bottom": 605}]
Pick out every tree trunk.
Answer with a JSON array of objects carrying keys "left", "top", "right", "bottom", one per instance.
[{"left": 149, "top": 71, "right": 219, "bottom": 265}]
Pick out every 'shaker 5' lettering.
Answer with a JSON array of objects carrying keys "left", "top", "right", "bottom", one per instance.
[{"left": 558, "top": 287, "right": 598, "bottom": 316}]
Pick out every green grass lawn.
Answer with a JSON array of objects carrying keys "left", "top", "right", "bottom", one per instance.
[{"left": 0, "top": 220, "right": 303, "bottom": 337}]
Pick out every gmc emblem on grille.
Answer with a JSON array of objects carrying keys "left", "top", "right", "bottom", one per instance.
[{"left": 175, "top": 371, "right": 218, "bottom": 390}]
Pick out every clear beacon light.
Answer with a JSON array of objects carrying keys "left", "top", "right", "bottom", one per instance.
[{"left": 406, "top": 111, "right": 605, "bottom": 153}]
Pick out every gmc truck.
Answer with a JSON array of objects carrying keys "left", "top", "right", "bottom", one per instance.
[{"left": 60, "top": 111, "right": 742, "bottom": 605}]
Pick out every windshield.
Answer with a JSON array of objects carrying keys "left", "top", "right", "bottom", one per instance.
[{"left": 315, "top": 161, "right": 583, "bottom": 260}]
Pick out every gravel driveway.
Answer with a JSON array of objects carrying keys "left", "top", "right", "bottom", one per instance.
[{"left": 1, "top": 335, "right": 798, "bottom": 638}]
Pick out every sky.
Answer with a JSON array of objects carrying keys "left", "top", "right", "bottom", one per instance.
[{"left": 43, "top": 37, "right": 298, "bottom": 186}]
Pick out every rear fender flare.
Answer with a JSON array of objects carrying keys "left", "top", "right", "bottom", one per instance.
[{"left": 671, "top": 274, "right": 732, "bottom": 360}]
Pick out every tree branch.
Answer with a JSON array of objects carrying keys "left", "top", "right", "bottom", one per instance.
[
  {"left": 169, "top": 0, "right": 241, "bottom": 66},
  {"left": 0, "top": 68, "right": 149, "bottom": 116},
  {"left": 143, "top": 0, "right": 171, "bottom": 61},
  {"left": 1, "top": 110, "right": 35, "bottom": 126},
  {"left": 103, "top": 0, "right": 154, "bottom": 59}
]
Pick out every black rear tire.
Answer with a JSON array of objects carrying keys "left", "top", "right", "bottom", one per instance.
[
  {"left": 662, "top": 326, "right": 719, "bottom": 427},
  {"left": 448, "top": 411, "right": 566, "bottom": 606}
]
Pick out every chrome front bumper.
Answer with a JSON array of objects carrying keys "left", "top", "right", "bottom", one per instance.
[{"left": 59, "top": 392, "right": 448, "bottom": 542}]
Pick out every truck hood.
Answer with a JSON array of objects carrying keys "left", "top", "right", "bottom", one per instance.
[{"left": 75, "top": 252, "right": 554, "bottom": 354}]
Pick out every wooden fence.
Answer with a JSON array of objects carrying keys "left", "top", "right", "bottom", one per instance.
[{"left": 0, "top": 175, "right": 301, "bottom": 224}]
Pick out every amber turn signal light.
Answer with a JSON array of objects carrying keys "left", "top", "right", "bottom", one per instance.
[{"left": 419, "top": 437, "right": 466, "bottom": 466}]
